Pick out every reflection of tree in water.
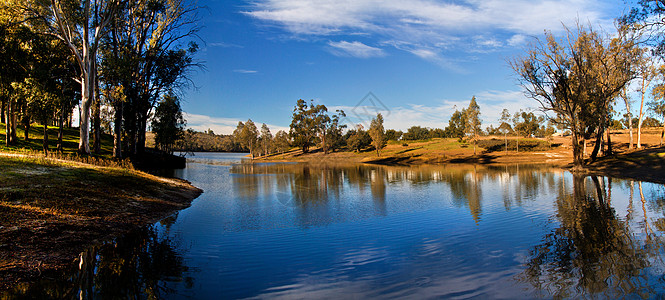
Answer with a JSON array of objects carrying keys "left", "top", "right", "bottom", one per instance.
[
  {"left": 7, "top": 223, "right": 192, "bottom": 299},
  {"left": 231, "top": 163, "right": 560, "bottom": 224},
  {"left": 519, "top": 175, "right": 661, "bottom": 298}
]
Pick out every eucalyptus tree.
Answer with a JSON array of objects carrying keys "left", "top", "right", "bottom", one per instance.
[
  {"left": 273, "top": 130, "right": 290, "bottom": 154},
  {"left": 14, "top": 0, "right": 121, "bottom": 154},
  {"left": 239, "top": 119, "right": 258, "bottom": 158},
  {"left": 101, "top": 0, "right": 201, "bottom": 157},
  {"left": 260, "top": 123, "right": 272, "bottom": 156},
  {"left": 511, "top": 23, "right": 638, "bottom": 167},
  {"left": 464, "top": 96, "right": 481, "bottom": 155},
  {"left": 151, "top": 93, "right": 185, "bottom": 155},
  {"left": 289, "top": 99, "right": 325, "bottom": 153},
  {"left": 368, "top": 113, "right": 386, "bottom": 157},
  {"left": 499, "top": 109, "right": 512, "bottom": 152},
  {"left": 326, "top": 110, "right": 347, "bottom": 152}
]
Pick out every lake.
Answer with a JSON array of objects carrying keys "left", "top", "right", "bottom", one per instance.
[{"left": 10, "top": 152, "right": 665, "bottom": 298}]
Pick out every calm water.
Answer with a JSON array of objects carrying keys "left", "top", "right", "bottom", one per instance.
[{"left": 9, "top": 152, "right": 665, "bottom": 298}]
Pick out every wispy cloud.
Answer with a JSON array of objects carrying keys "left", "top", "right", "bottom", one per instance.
[
  {"left": 184, "top": 113, "right": 289, "bottom": 135},
  {"left": 329, "top": 89, "right": 537, "bottom": 130},
  {"left": 233, "top": 69, "right": 258, "bottom": 74},
  {"left": 328, "top": 41, "right": 386, "bottom": 58},
  {"left": 244, "top": 0, "right": 614, "bottom": 69},
  {"left": 209, "top": 42, "right": 244, "bottom": 48}
]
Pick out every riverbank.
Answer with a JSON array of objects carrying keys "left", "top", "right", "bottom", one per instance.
[
  {"left": 0, "top": 153, "right": 202, "bottom": 290},
  {"left": 258, "top": 134, "right": 665, "bottom": 184}
]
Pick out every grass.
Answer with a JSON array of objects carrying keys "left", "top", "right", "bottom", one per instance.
[
  {"left": 0, "top": 153, "right": 202, "bottom": 289},
  {"left": 0, "top": 123, "right": 136, "bottom": 169},
  {"left": 0, "top": 123, "right": 114, "bottom": 155}
]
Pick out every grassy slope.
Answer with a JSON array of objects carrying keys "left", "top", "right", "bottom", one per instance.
[
  {"left": 0, "top": 153, "right": 202, "bottom": 290},
  {"left": 263, "top": 137, "right": 569, "bottom": 166},
  {"left": 0, "top": 123, "right": 114, "bottom": 156},
  {"left": 0, "top": 125, "right": 200, "bottom": 290}
]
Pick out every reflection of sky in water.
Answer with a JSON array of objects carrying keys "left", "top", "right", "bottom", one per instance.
[
  {"left": 13, "top": 153, "right": 665, "bottom": 298},
  {"left": 155, "top": 158, "right": 665, "bottom": 299}
]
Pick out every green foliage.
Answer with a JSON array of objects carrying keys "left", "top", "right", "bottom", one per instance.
[
  {"left": 402, "top": 126, "right": 430, "bottom": 141},
  {"left": 151, "top": 94, "right": 185, "bottom": 154},
  {"left": 514, "top": 111, "right": 542, "bottom": 137},
  {"left": 444, "top": 110, "right": 466, "bottom": 139},
  {"left": 346, "top": 128, "right": 371, "bottom": 152},
  {"left": 234, "top": 119, "right": 259, "bottom": 157},
  {"left": 385, "top": 129, "right": 402, "bottom": 141},
  {"left": 273, "top": 130, "right": 291, "bottom": 153},
  {"left": 176, "top": 129, "right": 242, "bottom": 152},
  {"left": 368, "top": 113, "right": 386, "bottom": 156}
]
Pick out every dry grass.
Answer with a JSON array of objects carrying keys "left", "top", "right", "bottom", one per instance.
[{"left": 0, "top": 153, "right": 201, "bottom": 290}]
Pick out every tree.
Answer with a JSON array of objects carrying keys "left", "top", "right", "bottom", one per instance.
[
  {"left": 444, "top": 110, "right": 466, "bottom": 140},
  {"left": 346, "top": 126, "right": 371, "bottom": 152},
  {"left": 239, "top": 119, "right": 259, "bottom": 158},
  {"left": 464, "top": 96, "right": 481, "bottom": 155},
  {"left": 619, "top": 87, "right": 635, "bottom": 149},
  {"left": 402, "top": 126, "right": 430, "bottom": 140},
  {"left": 273, "top": 130, "right": 290, "bottom": 154},
  {"left": 18, "top": 0, "right": 120, "bottom": 154},
  {"left": 650, "top": 82, "right": 665, "bottom": 145},
  {"left": 151, "top": 93, "right": 185, "bottom": 155},
  {"left": 102, "top": 0, "right": 201, "bottom": 157},
  {"left": 260, "top": 123, "right": 272, "bottom": 156},
  {"left": 499, "top": 109, "right": 512, "bottom": 152},
  {"left": 385, "top": 129, "right": 402, "bottom": 141},
  {"left": 368, "top": 113, "right": 386, "bottom": 157},
  {"left": 635, "top": 50, "right": 658, "bottom": 148},
  {"left": 289, "top": 99, "right": 323, "bottom": 153},
  {"left": 326, "top": 110, "right": 347, "bottom": 152},
  {"left": 511, "top": 23, "right": 638, "bottom": 167}
]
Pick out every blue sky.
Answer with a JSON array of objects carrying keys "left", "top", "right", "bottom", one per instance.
[{"left": 182, "top": 0, "right": 628, "bottom": 134}]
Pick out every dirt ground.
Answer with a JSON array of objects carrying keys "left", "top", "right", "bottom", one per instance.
[{"left": 0, "top": 153, "right": 202, "bottom": 291}]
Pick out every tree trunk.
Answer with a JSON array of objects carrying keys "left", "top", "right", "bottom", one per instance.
[
  {"left": 58, "top": 107, "right": 64, "bottom": 152},
  {"left": 638, "top": 77, "right": 646, "bottom": 149},
  {"left": 92, "top": 96, "right": 101, "bottom": 154},
  {"left": 113, "top": 102, "right": 123, "bottom": 158},
  {"left": 0, "top": 98, "right": 4, "bottom": 124},
  {"left": 504, "top": 133, "right": 507, "bottom": 152},
  {"left": 5, "top": 99, "right": 10, "bottom": 146},
  {"left": 79, "top": 72, "right": 93, "bottom": 154},
  {"left": 659, "top": 117, "right": 665, "bottom": 146},
  {"left": 516, "top": 131, "right": 519, "bottom": 152},
  {"left": 23, "top": 118, "right": 30, "bottom": 141},
  {"left": 606, "top": 128, "right": 612, "bottom": 156},
  {"left": 10, "top": 101, "right": 17, "bottom": 143},
  {"left": 43, "top": 121, "right": 49, "bottom": 156},
  {"left": 571, "top": 131, "right": 584, "bottom": 168},
  {"left": 628, "top": 115, "right": 634, "bottom": 150},
  {"left": 590, "top": 127, "right": 603, "bottom": 161}
]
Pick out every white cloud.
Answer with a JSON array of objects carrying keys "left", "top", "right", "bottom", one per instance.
[
  {"left": 209, "top": 42, "right": 244, "bottom": 48},
  {"left": 244, "top": 0, "right": 614, "bottom": 69},
  {"left": 233, "top": 69, "right": 259, "bottom": 74},
  {"left": 329, "top": 89, "right": 538, "bottom": 131},
  {"left": 507, "top": 34, "right": 527, "bottom": 47},
  {"left": 184, "top": 113, "right": 289, "bottom": 135},
  {"left": 328, "top": 40, "right": 386, "bottom": 58}
]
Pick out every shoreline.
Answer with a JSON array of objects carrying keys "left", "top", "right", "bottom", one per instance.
[
  {"left": 0, "top": 153, "right": 202, "bottom": 291},
  {"left": 255, "top": 144, "right": 665, "bottom": 184}
]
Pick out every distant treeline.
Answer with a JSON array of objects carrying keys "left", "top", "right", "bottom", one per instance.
[{"left": 175, "top": 129, "right": 245, "bottom": 152}]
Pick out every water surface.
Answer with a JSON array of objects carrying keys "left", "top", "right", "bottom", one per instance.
[{"left": 10, "top": 152, "right": 665, "bottom": 298}]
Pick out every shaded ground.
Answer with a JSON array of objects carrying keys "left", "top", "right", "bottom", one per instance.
[{"left": 0, "top": 153, "right": 202, "bottom": 290}]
